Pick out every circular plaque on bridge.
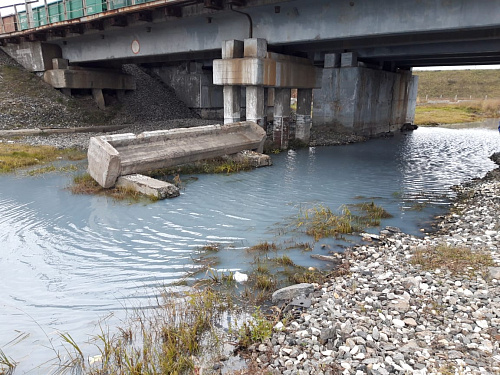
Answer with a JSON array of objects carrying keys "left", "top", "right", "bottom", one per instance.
[{"left": 131, "top": 40, "right": 140, "bottom": 54}]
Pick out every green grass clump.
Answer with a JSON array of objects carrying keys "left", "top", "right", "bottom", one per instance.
[
  {"left": 295, "top": 203, "right": 392, "bottom": 241},
  {"left": 60, "top": 288, "right": 230, "bottom": 375},
  {"left": 0, "top": 143, "right": 85, "bottom": 173},
  {"left": 236, "top": 308, "right": 273, "bottom": 349},
  {"left": 149, "top": 157, "right": 253, "bottom": 178},
  {"left": 411, "top": 244, "right": 494, "bottom": 276}
]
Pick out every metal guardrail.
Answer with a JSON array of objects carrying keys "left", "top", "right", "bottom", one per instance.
[{"left": 0, "top": 0, "right": 161, "bottom": 34}]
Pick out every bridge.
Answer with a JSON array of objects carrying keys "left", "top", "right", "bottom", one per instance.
[{"left": 1, "top": 0, "right": 499, "bottom": 145}]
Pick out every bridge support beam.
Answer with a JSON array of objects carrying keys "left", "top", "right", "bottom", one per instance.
[{"left": 312, "top": 57, "right": 417, "bottom": 136}]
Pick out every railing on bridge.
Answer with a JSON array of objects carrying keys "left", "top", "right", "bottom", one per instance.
[{"left": 0, "top": 0, "right": 159, "bottom": 33}]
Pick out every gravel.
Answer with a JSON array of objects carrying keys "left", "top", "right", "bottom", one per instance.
[{"left": 241, "top": 167, "right": 500, "bottom": 375}]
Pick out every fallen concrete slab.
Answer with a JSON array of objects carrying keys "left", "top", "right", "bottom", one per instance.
[
  {"left": 116, "top": 174, "right": 180, "bottom": 200},
  {"left": 88, "top": 121, "right": 267, "bottom": 188}
]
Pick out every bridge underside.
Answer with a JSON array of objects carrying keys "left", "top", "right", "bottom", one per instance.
[{"left": 1, "top": 0, "right": 499, "bottom": 140}]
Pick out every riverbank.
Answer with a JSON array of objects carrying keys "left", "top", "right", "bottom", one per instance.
[{"left": 238, "top": 162, "right": 500, "bottom": 374}]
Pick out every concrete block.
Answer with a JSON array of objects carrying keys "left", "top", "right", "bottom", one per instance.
[
  {"left": 87, "top": 122, "right": 267, "bottom": 188},
  {"left": 341, "top": 52, "right": 358, "bottom": 67},
  {"left": 224, "top": 150, "right": 272, "bottom": 168},
  {"left": 87, "top": 136, "right": 127, "bottom": 188},
  {"left": 116, "top": 174, "right": 180, "bottom": 199},
  {"left": 52, "top": 58, "right": 69, "bottom": 70},
  {"left": 324, "top": 53, "right": 341, "bottom": 68},
  {"left": 222, "top": 39, "right": 244, "bottom": 59},
  {"left": 244, "top": 38, "right": 267, "bottom": 58}
]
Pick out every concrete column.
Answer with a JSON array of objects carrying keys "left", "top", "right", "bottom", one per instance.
[
  {"left": 406, "top": 75, "right": 419, "bottom": 124},
  {"left": 296, "top": 88, "right": 312, "bottom": 143},
  {"left": 222, "top": 40, "right": 244, "bottom": 124},
  {"left": 273, "top": 88, "right": 291, "bottom": 149},
  {"left": 246, "top": 86, "right": 265, "bottom": 127},
  {"left": 224, "top": 86, "right": 241, "bottom": 124},
  {"left": 92, "top": 89, "right": 105, "bottom": 110}
]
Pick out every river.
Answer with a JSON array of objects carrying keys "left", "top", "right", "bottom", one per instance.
[{"left": 1, "top": 123, "right": 499, "bottom": 373}]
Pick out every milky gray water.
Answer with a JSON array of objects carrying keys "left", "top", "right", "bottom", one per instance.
[{"left": 1, "top": 124, "right": 499, "bottom": 372}]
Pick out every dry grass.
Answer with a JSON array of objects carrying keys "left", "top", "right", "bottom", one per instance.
[
  {"left": 0, "top": 143, "right": 85, "bottom": 173},
  {"left": 414, "top": 99, "right": 500, "bottom": 125},
  {"left": 416, "top": 70, "right": 500, "bottom": 100},
  {"left": 411, "top": 244, "right": 494, "bottom": 276},
  {"left": 247, "top": 242, "right": 279, "bottom": 253}
]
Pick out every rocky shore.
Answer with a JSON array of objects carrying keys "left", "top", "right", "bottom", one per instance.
[{"left": 240, "top": 166, "right": 500, "bottom": 374}]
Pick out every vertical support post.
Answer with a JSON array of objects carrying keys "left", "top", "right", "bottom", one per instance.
[
  {"left": 243, "top": 38, "right": 267, "bottom": 128},
  {"left": 222, "top": 40, "right": 244, "bottom": 124},
  {"left": 0, "top": 11, "right": 5, "bottom": 34},
  {"left": 246, "top": 86, "right": 265, "bottom": 127},
  {"left": 44, "top": 0, "right": 49, "bottom": 25},
  {"left": 25, "top": 0, "right": 34, "bottom": 29},
  {"left": 14, "top": 5, "right": 19, "bottom": 31},
  {"left": 296, "top": 88, "right": 312, "bottom": 144},
  {"left": 63, "top": 0, "right": 67, "bottom": 21},
  {"left": 82, "top": 0, "right": 87, "bottom": 16},
  {"left": 224, "top": 86, "right": 241, "bottom": 124},
  {"left": 92, "top": 89, "right": 106, "bottom": 110},
  {"left": 273, "top": 88, "right": 291, "bottom": 149}
]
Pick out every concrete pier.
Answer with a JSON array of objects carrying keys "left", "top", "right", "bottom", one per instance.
[
  {"left": 246, "top": 86, "right": 266, "bottom": 127},
  {"left": 224, "top": 86, "right": 241, "bottom": 124},
  {"left": 312, "top": 56, "right": 416, "bottom": 136},
  {"left": 214, "top": 38, "right": 319, "bottom": 146},
  {"left": 296, "top": 89, "right": 312, "bottom": 143},
  {"left": 273, "top": 88, "right": 291, "bottom": 149}
]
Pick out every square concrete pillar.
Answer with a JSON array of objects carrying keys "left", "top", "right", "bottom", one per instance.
[
  {"left": 222, "top": 40, "right": 244, "bottom": 59},
  {"left": 92, "top": 88, "right": 106, "bottom": 110},
  {"left": 246, "top": 86, "right": 266, "bottom": 127},
  {"left": 244, "top": 38, "right": 268, "bottom": 58},
  {"left": 296, "top": 88, "right": 312, "bottom": 143},
  {"left": 341, "top": 52, "right": 358, "bottom": 67},
  {"left": 224, "top": 85, "right": 241, "bottom": 124},
  {"left": 273, "top": 88, "right": 291, "bottom": 149}
]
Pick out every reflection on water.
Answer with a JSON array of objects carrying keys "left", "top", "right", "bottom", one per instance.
[{"left": 0, "top": 125, "right": 499, "bottom": 372}]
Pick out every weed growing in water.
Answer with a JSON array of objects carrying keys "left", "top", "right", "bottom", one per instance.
[
  {"left": 235, "top": 307, "right": 273, "bottom": 349},
  {"left": 247, "top": 242, "right": 279, "bottom": 253},
  {"left": 411, "top": 244, "right": 494, "bottom": 276},
  {"left": 295, "top": 203, "right": 392, "bottom": 241},
  {"left": 0, "top": 350, "right": 16, "bottom": 375},
  {"left": 59, "top": 288, "right": 231, "bottom": 375}
]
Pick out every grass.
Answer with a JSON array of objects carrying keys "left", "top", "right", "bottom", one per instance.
[
  {"left": 414, "top": 99, "right": 500, "bottom": 126},
  {"left": 411, "top": 244, "right": 495, "bottom": 276},
  {"left": 0, "top": 350, "right": 16, "bottom": 375},
  {"left": 149, "top": 157, "right": 253, "bottom": 178},
  {"left": 235, "top": 308, "right": 273, "bottom": 349},
  {"left": 416, "top": 70, "right": 500, "bottom": 100},
  {"left": 60, "top": 288, "right": 233, "bottom": 375},
  {"left": 69, "top": 173, "right": 159, "bottom": 203},
  {"left": 247, "top": 242, "right": 278, "bottom": 253},
  {"left": 0, "top": 143, "right": 85, "bottom": 173},
  {"left": 294, "top": 203, "right": 392, "bottom": 241}
]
